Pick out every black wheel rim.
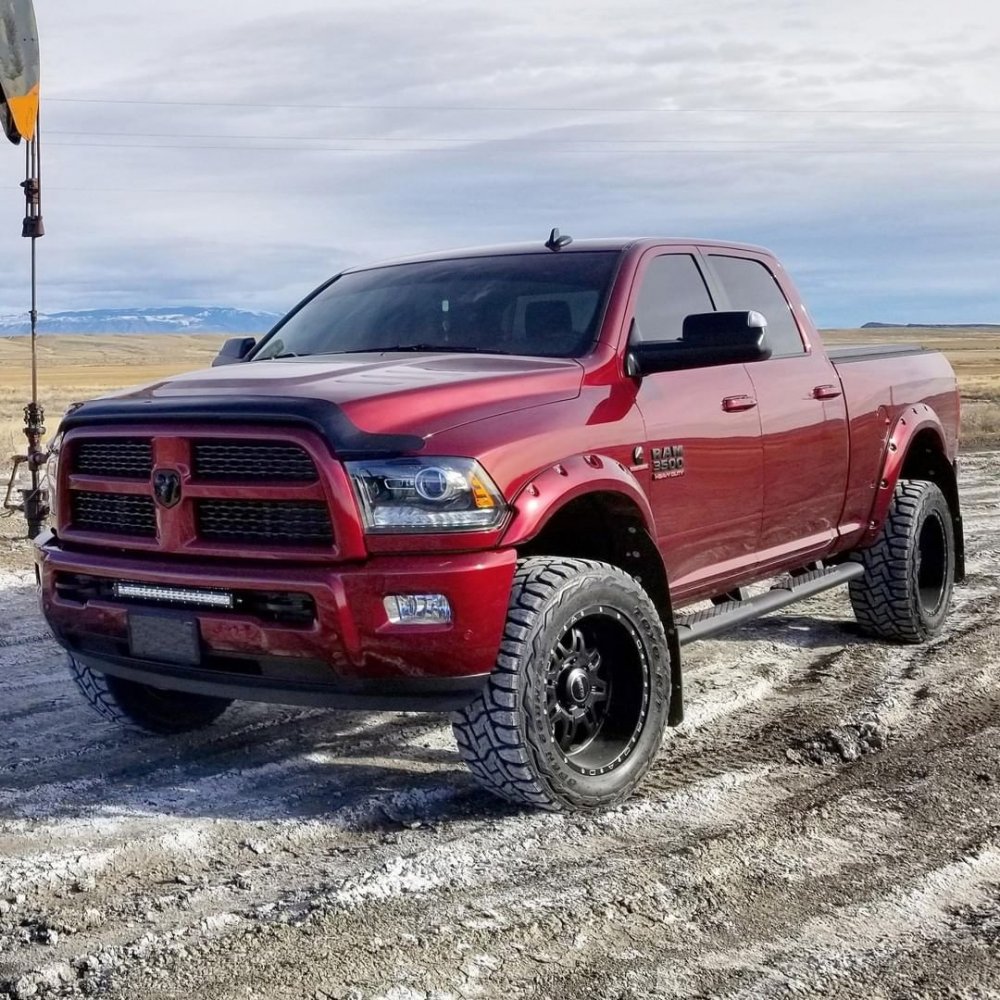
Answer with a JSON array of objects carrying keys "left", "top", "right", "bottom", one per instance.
[
  {"left": 544, "top": 607, "right": 650, "bottom": 776},
  {"left": 916, "top": 509, "right": 948, "bottom": 615}
]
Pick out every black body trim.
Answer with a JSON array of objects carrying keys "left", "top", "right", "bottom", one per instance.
[
  {"left": 67, "top": 647, "right": 488, "bottom": 713},
  {"left": 60, "top": 396, "right": 425, "bottom": 458},
  {"left": 676, "top": 563, "right": 864, "bottom": 645},
  {"left": 828, "top": 344, "right": 931, "bottom": 365},
  {"left": 952, "top": 461, "right": 966, "bottom": 583}
]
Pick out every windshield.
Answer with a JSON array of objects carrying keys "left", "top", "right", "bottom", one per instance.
[{"left": 253, "top": 251, "right": 621, "bottom": 360}]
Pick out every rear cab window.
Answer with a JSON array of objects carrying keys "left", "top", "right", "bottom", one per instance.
[{"left": 706, "top": 254, "right": 806, "bottom": 357}]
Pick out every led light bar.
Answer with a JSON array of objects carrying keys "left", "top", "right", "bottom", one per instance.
[{"left": 113, "top": 581, "right": 235, "bottom": 609}]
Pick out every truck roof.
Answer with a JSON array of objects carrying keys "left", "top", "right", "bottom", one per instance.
[{"left": 345, "top": 237, "right": 776, "bottom": 273}]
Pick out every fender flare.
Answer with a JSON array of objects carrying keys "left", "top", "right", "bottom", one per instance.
[
  {"left": 861, "top": 403, "right": 951, "bottom": 547},
  {"left": 500, "top": 452, "right": 656, "bottom": 547}
]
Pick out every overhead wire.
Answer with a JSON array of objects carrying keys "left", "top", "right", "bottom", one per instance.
[
  {"left": 43, "top": 128, "right": 1000, "bottom": 147},
  {"left": 23, "top": 92, "right": 996, "bottom": 157},
  {"left": 38, "top": 140, "right": 1000, "bottom": 155},
  {"left": 44, "top": 96, "right": 1000, "bottom": 115},
  {"left": 10, "top": 94, "right": 995, "bottom": 194}
]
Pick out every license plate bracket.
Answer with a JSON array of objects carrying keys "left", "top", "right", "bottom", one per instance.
[{"left": 128, "top": 612, "right": 201, "bottom": 667}]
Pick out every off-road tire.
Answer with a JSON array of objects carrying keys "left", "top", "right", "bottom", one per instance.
[
  {"left": 849, "top": 479, "right": 955, "bottom": 643},
  {"left": 451, "top": 557, "right": 671, "bottom": 811},
  {"left": 69, "top": 655, "right": 232, "bottom": 734}
]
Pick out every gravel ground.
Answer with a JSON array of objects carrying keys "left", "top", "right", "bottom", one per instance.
[{"left": 0, "top": 454, "right": 998, "bottom": 1000}]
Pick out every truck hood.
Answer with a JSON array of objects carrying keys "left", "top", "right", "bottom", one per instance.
[{"left": 104, "top": 352, "right": 584, "bottom": 440}]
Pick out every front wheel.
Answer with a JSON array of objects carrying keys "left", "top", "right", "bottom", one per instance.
[
  {"left": 849, "top": 479, "right": 955, "bottom": 643},
  {"left": 452, "top": 557, "right": 671, "bottom": 811},
  {"left": 69, "top": 656, "right": 232, "bottom": 734}
]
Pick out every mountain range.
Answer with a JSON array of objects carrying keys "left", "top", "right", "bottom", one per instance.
[
  {"left": 0, "top": 306, "right": 283, "bottom": 335},
  {"left": 861, "top": 322, "right": 1000, "bottom": 330},
  {"left": 1, "top": 310, "right": 995, "bottom": 336}
]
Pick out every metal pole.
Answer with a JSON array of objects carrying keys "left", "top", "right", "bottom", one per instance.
[
  {"left": 19, "top": 114, "right": 46, "bottom": 537},
  {"left": 32, "top": 107, "right": 41, "bottom": 399},
  {"left": 31, "top": 239, "right": 37, "bottom": 401},
  {"left": 28, "top": 220, "right": 39, "bottom": 512}
]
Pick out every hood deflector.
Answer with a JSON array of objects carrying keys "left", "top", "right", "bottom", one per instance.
[{"left": 60, "top": 395, "right": 426, "bottom": 457}]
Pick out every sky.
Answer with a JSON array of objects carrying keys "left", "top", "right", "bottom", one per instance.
[{"left": 0, "top": 0, "right": 998, "bottom": 327}]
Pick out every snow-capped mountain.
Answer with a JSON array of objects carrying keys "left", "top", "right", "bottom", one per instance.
[
  {"left": 861, "top": 321, "right": 1000, "bottom": 330},
  {"left": 0, "top": 306, "right": 283, "bottom": 335}
]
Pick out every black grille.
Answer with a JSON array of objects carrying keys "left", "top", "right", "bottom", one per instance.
[
  {"left": 193, "top": 441, "right": 317, "bottom": 482},
  {"left": 196, "top": 500, "right": 333, "bottom": 546},
  {"left": 74, "top": 440, "right": 153, "bottom": 479},
  {"left": 71, "top": 492, "right": 157, "bottom": 537}
]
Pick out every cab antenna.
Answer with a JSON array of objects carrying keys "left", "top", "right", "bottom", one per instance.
[{"left": 545, "top": 228, "right": 573, "bottom": 251}]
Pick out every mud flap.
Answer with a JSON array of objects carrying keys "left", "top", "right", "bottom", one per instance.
[
  {"left": 666, "top": 624, "right": 684, "bottom": 726},
  {"left": 661, "top": 573, "right": 684, "bottom": 727}
]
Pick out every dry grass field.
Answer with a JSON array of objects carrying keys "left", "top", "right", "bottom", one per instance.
[
  {"left": 0, "top": 328, "right": 997, "bottom": 457},
  {"left": 0, "top": 334, "right": 227, "bottom": 460}
]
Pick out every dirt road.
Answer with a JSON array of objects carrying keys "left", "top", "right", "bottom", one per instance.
[{"left": 1, "top": 454, "right": 999, "bottom": 1000}]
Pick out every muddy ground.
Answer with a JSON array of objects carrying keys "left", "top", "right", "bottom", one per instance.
[{"left": 1, "top": 454, "right": 998, "bottom": 1000}]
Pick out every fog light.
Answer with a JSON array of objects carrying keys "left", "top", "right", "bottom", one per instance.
[{"left": 383, "top": 594, "right": 452, "bottom": 625}]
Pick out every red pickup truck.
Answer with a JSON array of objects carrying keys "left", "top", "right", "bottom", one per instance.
[{"left": 35, "top": 235, "right": 963, "bottom": 811}]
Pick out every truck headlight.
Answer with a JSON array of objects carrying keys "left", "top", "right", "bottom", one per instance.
[{"left": 345, "top": 458, "right": 506, "bottom": 533}]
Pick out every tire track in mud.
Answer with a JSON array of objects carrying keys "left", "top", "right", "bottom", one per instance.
[
  {"left": 81, "top": 711, "right": 1000, "bottom": 1000},
  {"left": 581, "top": 727, "right": 1000, "bottom": 1000},
  {"left": 1, "top": 453, "right": 999, "bottom": 999},
  {"left": 0, "top": 635, "right": 49, "bottom": 650}
]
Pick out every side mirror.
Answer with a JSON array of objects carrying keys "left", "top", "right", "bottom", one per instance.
[
  {"left": 212, "top": 337, "right": 256, "bottom": 367},
  {"left": 627, "top": 311, "right": 771, "bottom": 376}
]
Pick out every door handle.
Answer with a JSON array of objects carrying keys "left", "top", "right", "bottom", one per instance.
[
  {"left": 722, "top": 394, "right": 758, "bottom": 413},
  {"left": 812, "top": 384, "right": 843, "bottom": 400}
]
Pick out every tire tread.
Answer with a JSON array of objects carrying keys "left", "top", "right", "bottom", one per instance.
[
  {"left": 452, "top": 557, "right": 667, "bottom": 811},
  {"left": 849, "top": 479, "right": 954, "bottom": 643},
  {"left": 67, "top": 656, "right": 230, "bottom": 734}
]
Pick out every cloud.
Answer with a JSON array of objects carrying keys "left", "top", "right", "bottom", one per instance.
[{"left": 0, "top": 0, "right": 996, "bottom": 325}]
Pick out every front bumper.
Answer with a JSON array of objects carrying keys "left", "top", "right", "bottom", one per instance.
[{"left": 35, "top": 531, "right": 516, "bottom": 712}]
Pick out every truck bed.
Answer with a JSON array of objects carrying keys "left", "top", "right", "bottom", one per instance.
[{"left": 827, "top": 343, "right": 933, "bottom": 364}]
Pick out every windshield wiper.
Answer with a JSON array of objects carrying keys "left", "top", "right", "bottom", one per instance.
[
  {"left": 255, "top": 345, "right": 513, "bottom": 361},
  {"left": 373, "top": 344, "right": 510, "bottom": 355}
]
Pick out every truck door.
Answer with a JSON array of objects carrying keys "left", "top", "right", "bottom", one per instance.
[
  {"left": 702, "top": 250, "right": 849, "bottom": 569},
  {"left": 630, "top": 250, "right": 764, "bottom": 601}
]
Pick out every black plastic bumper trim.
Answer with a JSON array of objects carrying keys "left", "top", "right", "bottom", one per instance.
[{"left": 67, "top": 648, "right": 489, "bottom": 713}]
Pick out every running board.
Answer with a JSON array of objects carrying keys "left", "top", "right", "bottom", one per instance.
[{"left": 675, "top": 563, "right": 865, "bottom": 646}]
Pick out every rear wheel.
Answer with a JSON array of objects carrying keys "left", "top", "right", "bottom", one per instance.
[
  {"left": 452, "top": 557, "right": 671, "bottom": 811},
  {"left": 69, "top": 656, "right": 232, "bottom": 734},
  {"left": 849, "top": 479, "right": 955, "bottom": 643}
]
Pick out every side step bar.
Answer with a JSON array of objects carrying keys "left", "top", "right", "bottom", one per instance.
[{"left": 675, "top": 562, "right": 865, "bottom": 647}]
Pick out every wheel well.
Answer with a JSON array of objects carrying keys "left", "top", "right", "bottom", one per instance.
[
  {"left": 516, "top": 492, "right": 671, "bottom": 620},
  {"left": 900, "top": 429, "right": 965, "bottom": 581}
]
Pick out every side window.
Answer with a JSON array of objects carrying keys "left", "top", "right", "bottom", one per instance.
[
  {"left": 633, "top": 254, "right": 715, "bottom": 343},
  {"left": 708, "top": 255, "right": 805, "bottom": 356}
]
